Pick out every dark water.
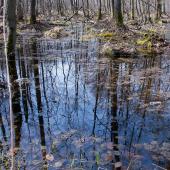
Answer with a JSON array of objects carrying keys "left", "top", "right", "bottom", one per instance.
[{"left": 0, "top": 23, "right": 170, "bottom": 170}]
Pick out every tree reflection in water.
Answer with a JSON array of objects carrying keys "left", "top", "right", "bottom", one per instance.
[
  {"left": 32, "top": 39, "right": 47, "bottom": 169},
  {"left": 0, "top": 24, "right": 170, "bottom": 169}
]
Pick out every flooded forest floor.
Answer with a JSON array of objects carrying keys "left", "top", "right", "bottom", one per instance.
[
  {"left": 0, "top": 14, "right": 170, "bottom": 169},
  {"left": 16, "top": 15, "right": 170, "bottom": 55}
]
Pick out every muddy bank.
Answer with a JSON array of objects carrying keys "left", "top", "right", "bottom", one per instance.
[
  {"left": 1, "top": 15, "right": 170, "bottom": 56},
  {"left": 81, "top": 18, "right": 169, "bottom": 56}
]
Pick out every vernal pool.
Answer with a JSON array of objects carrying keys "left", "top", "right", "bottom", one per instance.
[{"left": 0, "top": 23, "right": 170, "bottom": 169}]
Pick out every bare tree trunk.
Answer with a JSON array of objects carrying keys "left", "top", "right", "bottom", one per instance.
[
  {"left": 111, "top": 0, "right": 114, "bottom": 18},
  {"left": 30, "top": 0, "right": 36, "bottom": 24},
  {"left": 115, "top": 0, "right": 124, "bottom": 27},
  {"left": 86, "top": 0, "right": 89, "bottom": 17},
  {"left": 156, "top": 0, "right": 162, "bottom": 20},
  {"left": 6, "top": 0, "right": 17, "bottom": 54},
  {"left": 0, "top": 0, "right": 3, "bottom": 15},
  {"left": 4, "top": 1, "right": 22, "bottom": 168},
  {"left": 98, "top": 0, "right": 102, "bottom": 20},
  {"left": 17, "top": 0, "right": 24, "bottom": 21},
  {"left": 131, "top": 0, "right": 135, "bottom": 19}
]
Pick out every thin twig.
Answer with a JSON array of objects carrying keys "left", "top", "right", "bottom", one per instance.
[
  {"left": 127, "top": 158, "right": 137, "bottom": 170},
  {"left": 152, "top": 163, "right": 167, "bottom": 170},
  {"left": 64, "top": 6, "right": 83, "bottom": 24}
]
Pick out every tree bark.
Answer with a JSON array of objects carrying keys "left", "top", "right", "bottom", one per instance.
[
  {"left": 30, "top": 0, "right": 36, "bottom": 24},
  {"left": 115, "top": 0, "right": 124, "bottom": 27},
  {"left": 6, "top": 0, "right": 17, "bottom": 54},
  {"left": 98, "top": 0, "right": 102, "bottom": 20},
  {"left": 17, "top": 0, "right": 24, "bottom": 21},
  {"left": 156, "top": 0, "right": 162, "bottom": 20},
  {"left": 131, "top": 0, "right": 135, "bottom": 20},
  {"left": 111, "top": 0, "right": 114, "bottom": 18},
  {"left": 0, "top": 0, "right": 3, "bottom": 15}
]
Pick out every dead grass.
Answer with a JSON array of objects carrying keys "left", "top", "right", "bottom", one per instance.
[
  {"left": 44, "top": 26, "right": 69, "bottom": 38},
  {"left": 84, "top": 17, "right": 169, "bottom": 56}
]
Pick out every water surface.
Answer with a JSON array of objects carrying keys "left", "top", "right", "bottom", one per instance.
[{"left": 0, "top": 23, "right": 170, "bottom": 169}]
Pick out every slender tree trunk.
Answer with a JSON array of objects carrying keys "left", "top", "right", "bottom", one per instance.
[
  {"left": 7, "top": 0, "right": 17, "bottom": 54},
  {"left": 111, "top": 0, "right": 114, "bottom": 18},
  {"left": 30, "top": 0, "right": 36, "bottom": 24},
  {"left": 86, "top": 0, "right": 89, "bottom": 18},
  {"left": 0, "top": 0, "right": 3, "bottom": 15},
  {"left": 98, "top": 0, "right": 102, "bottom": 20},
  {"left": 115, "top": 0, "right": 124, "bottom": 27},
  {"left": 70, "top": 0, "right": 74, "bottom": 13},
  {"left": 17, "top": 0, "right": 24, "bottom": 21},
  {"left": 131, "top": 0, "right": 135, "bottom": 20},
  {"left": 156, "top": 0, "right": 162, "bottom": 20},
  {"left": 5, "top": 0, "right": 22, "bottom": 165}
]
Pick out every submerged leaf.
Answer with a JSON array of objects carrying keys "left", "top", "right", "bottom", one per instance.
[
  {"left": 54, "top": 161, "right": 64, "bottom": 168},
  {"left": 115, "top": 162, "right": 122, "bottom": 168},
  {"left": 46, "top": 154, "right": 54, "bottom": 161}
]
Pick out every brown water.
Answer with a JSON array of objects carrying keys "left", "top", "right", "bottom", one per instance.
[{"left": 0, "top": 23, "right": 170, "bottom": 169}]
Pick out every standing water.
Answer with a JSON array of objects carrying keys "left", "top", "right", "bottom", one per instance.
[{"left": 0, "top": 23, "right": 170, "bottom": 169}]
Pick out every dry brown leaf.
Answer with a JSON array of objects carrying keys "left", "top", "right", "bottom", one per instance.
[{"left": 46, "top": 154, "right": 54, "bottom": 161}]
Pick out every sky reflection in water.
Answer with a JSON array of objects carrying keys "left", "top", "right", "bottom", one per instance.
[{"left": 0, "top": 24, "right": 170, "bottom": 169}]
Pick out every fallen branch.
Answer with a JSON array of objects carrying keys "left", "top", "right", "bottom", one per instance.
[
  {"left": 64, "top": 6, "right": 83, "bottom": 24},
  {"left": 152, "top": 163, "right": 167, "bottom": 170}
]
